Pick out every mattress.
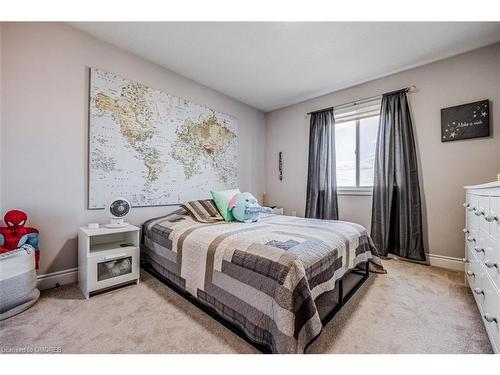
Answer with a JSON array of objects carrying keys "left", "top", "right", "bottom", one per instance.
[{"left": 141, "top": 208, "right": 381, "bottom": 353}]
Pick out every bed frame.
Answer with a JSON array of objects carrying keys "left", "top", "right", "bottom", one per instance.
[{"left": 141, "top": 260, "right": 370, "bottom": 353}]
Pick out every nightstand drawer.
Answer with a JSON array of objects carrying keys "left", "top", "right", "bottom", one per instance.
[{"left": 88, "top": 247, "right": 139, "bottom": 293}]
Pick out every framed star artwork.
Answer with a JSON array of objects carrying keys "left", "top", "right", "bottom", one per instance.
[{"left": 441, "top": 100, "right": 490, "bottom": 142}]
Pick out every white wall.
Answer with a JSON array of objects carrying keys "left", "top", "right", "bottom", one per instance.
[
  {"left": 266, "top": 43, "right": 500, "bottom": 260},
  {"left": 1, "top": 23, "right": 266, "bottom": 275}
]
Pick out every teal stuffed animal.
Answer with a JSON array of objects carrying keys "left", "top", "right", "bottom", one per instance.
[{"left": 228, "top": 192, "right": 272, "bottom": 223}]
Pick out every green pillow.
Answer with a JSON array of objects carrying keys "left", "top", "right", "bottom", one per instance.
[{"left": 211, "top": 189, "right": 240, "bottom": 222}]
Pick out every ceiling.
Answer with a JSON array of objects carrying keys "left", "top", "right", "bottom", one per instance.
[{"left": 70, "top": 22, "right": 500, "bottom": 112}]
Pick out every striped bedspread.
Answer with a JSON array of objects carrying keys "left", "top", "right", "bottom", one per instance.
[{"left": 141, "top": 208, "right": 380, "bottom": 353}]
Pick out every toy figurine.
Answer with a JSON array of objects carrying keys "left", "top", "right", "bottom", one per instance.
[
  {"left": 228, "top": 192, "right": 272, "bottom": 223},
  {"left": 0, "top": 210, "right": 40, "bottom": 268}
]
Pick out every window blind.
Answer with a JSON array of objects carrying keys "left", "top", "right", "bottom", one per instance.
[{"left": 334, "top": 98, "right": 381, "bottom": 123}]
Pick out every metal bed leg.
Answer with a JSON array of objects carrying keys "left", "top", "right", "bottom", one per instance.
[{"left": 338, "top": 278, "right": 344, "bottom": 306}]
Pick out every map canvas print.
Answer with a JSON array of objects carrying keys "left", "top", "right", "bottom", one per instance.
[{"left": 89, "top": 68, "right": 238, "bottom": 208}]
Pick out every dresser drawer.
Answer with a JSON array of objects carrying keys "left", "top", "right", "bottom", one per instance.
[
  {"left": 489, "top": 196, "right": 500, "bottom": 242},
  {"left": 466, "top": 240, "right": 476, "bottom": 262},
  {"left": 471, "top": 266, "right": 487, "bottom": 311},
  {"left": 465, "top": 230, "right": 479, "bottom": 255},
  {"left": 482, "top": 237, "right": 500, "bottom": 292},
  {"left": 480, "top": 274, "right": 500, "bottom": 353},
  {"left": 466, "top": 252, "right": 482, "bottom": 292},
  {"left": 466, "top": 194, "right": 480, "bottom": 232},
  {"left": 479, "top": 195, "right": 490, "bottom": 235}
]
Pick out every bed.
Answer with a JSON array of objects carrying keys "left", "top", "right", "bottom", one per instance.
[{"left": 140, "top": 200, "right": 383, "bottom": 354}]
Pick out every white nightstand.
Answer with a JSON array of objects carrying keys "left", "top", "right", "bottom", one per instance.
[{"left": 78, "top": 224, "right": 140, "bottom": 299}]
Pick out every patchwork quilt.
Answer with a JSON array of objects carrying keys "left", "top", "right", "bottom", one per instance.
[{"left": 141, "top": 207, "right": 383, "bottom": 353}]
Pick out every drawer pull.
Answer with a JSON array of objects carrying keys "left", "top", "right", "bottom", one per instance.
[
  {"left": 484, "top": 213, "right": 498, "bottom": 222},
  {"left": 463, "top": 203, "right": 470, "bottom": 208},
  {"left": 467, "top": 270, "right": 475, "bottom": 277},
  {"left": 467, "top": 236, "right": 475, "bottom": 242},
  {"left": 104, "top": 253, "right": 127, "bottom": 260},
  {"left": 467, "top": 206, "right": 475, "bottom": 212},
  {"left": 474, "top": 247, "right": 485, "bottom": 253},
  {"left": 463, "top": 228, "right": 469, "bottom": 234},
  {"left": 484, "top": 260, "right": 498, "bottom": 269},
  {"left": 484, "top": 313, "right": 498, "bottom": 324},
  {"left": 474, "top": 288, "right": 484, "bottom": 295}
]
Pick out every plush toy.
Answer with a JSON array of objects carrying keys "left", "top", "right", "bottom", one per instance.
[
  {"left": 0, "top": 210, "right": 40, "bottom": 268},
  {"left": 228, "top": 192, "right": 272, "bottom": 223}
]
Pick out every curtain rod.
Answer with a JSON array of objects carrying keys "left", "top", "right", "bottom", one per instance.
[{"left": 306, "top": 85, "right": 417, "bottom": 116}]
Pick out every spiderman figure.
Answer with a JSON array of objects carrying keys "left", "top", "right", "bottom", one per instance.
[{"left": 0, "top": 210, "right": 40, "bottom": 268}]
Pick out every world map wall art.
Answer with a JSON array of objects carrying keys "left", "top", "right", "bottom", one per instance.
[
  {"left": 441, "top": 100, "right": 490, "bottom": 142},
  {"left": 88, "top": 68, "right": 238, "bottom": 208}
]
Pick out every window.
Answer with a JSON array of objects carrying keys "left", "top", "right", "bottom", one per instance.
[{"left": 334, "top": 100, "right": 380, "bottom": 191}]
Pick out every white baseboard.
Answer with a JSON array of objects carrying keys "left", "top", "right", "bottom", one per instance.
[
  {"left": 37, "top": 267, "right": 78, "bottom": 290},
  {"left": 427, "top": 254, "right": 464, "bottom": 272}
]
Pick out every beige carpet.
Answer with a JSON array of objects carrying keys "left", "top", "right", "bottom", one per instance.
[{"left": 0, "top": 259, "right": 493, "bottom": 354}]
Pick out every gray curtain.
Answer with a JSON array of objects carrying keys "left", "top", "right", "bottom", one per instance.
[
  {"left": 370, "top": 89, "right": 425, "bottom": 261},
  {"left": 305, "top": 109, "right": 338, "bottom": 220}
]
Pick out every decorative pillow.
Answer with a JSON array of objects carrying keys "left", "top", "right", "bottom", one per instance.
[
  {"left": 181, "top": 199, "right": 224, "bottom": 223},
  {"left": 211, "top": 189, "right": 240, "bottom": 222}
]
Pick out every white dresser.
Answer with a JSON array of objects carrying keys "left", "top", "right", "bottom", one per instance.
[{"left": 464, "top": 181, "right": 500, "bottom": 353}]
